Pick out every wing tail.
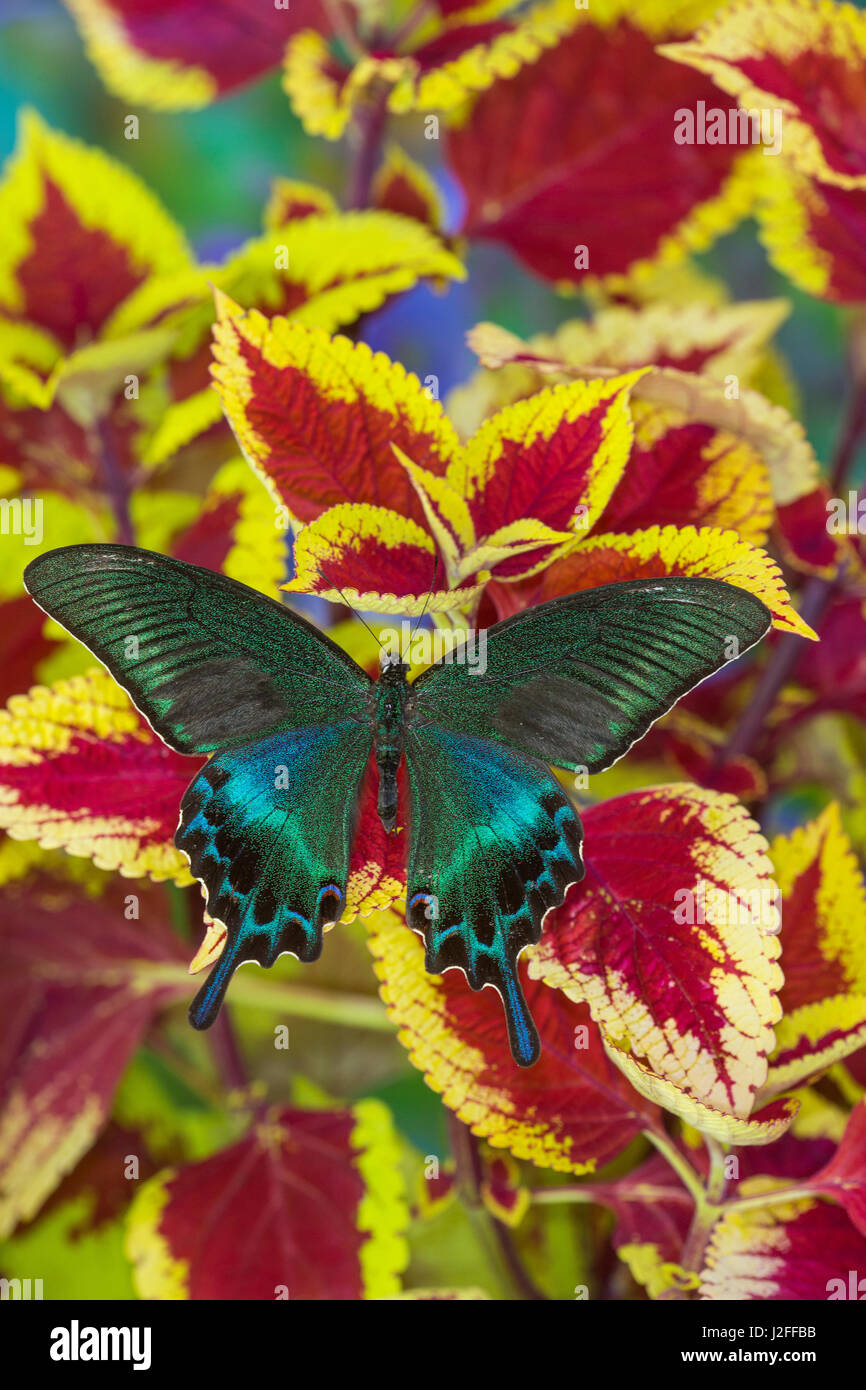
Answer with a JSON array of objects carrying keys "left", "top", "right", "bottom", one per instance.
[{"left": 498, "top": 958, "right": 541, "bottom": 1069}]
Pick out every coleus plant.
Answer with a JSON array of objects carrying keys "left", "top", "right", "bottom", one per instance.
[{"left": 1, "top": 0, "right": 866, "bottom": 1303}]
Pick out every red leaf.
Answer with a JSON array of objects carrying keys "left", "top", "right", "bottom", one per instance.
[
  {"left": 126, "top": 1101, "right": 408, "bottom": 1299},
  {"left": 449, "top": 20, "right": 748, "bottom": 284},
  {"left": 0, "top": 871, "right": 186, "bottom": 1236},
  {"left": 369, "top": 909, "right": 659, "bottom": 1176}
]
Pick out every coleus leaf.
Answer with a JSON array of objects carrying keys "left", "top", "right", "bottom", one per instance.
[
  {"left": 0, "top": 866, "right": 187, "bottom": 1237},
  {"left": 0, "top": 594, "right": 65, "bottom": 705},
  {"left": 263, "top": 179, "right": 338, "bottom": 231},
  {"left": 0, "top": 110, "right": 192, "bottom": 352},
  {"left": 699, "top": 1191, "right": 866, "bottom": 1300},
  {"left": 210, "top": 293, "right": 461, "bottom": 527},
  {"left": 443, "top": 371, "right": 644, "bottom": 580},
  {"left": 367, "top": 909, "right": 660, "bottom": 1176},
  {"left": 808, "top": 1100, "right": 866, "bottom": 1239},
  {"left": 281, "top": 0, "right": 576, "bottom": 139},
  {"left": 125, "top": 1100, "right": 409, "bottom": 1299},
  {"left": 0, "top": 667, "right": 201, "bottom": 883},
  {"left": 599, "top": 398, "right": 773, "bottom": 546},
  {"left": 285, "top": 503, "right": 488, "bottom": 614},
  {"left": 0, "top": 388, "right": 147, "bottom": 505},
  {"left": 528, "top": 787, "right": 783, "bottom": 1119},
  {"left": 0, "top": 1120, "right": 159, "bottom": 1300},
  {"left": 787, "top": 597, "right": 866, "bottom": 724},
  {"left": 756, "top": 160, "right": 866, "bottom": 305},
  {"left": 596, "top": 1151, "right": 695, "bottom": 1299},
  {"left": 467, "top": 319, "right": 821, "bottom": 533},
  {"left": 661, "top": 0, "right": 866, "bottom": 190},
  {"left": 602, "top": 1044, "right": 798, "bottom": 1144},
  {"left": 63, "top": 0, "right": 332, "bottom": 109},
  {"left": 632, "top": 710, "right": 768, "bottom": 804},
  {"left": 465, "top": 298, "right": 790, "bottom": 391},
  {"left": 372, "top": 145, "right": 445, "bottom": 234},
  {"left": 128, "top": 212, "right": 466, "bottom": 469},
  {"left": 489, "top": 523, "right": 816, "bottom": 641},
  {"left": 776, "top": 484, "right": 846, "bottom": 577},
  {"left": 761, "top": 804, "right": 866, "bottom": 1098},
  {"left": 448, "top": 11, "right": 757, "bottom": 286},
  {"left": 169, "top": 457, "right": 288, "bottom": 599},
  {"left": 214, "top": 295, "right": 658, "bottom": 603}
]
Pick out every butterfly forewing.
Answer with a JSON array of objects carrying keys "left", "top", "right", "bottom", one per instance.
[
  {"left": 412, "top": 578, "right": 772, "bottom": 773},
  {"left": 23, "top": 544, "right": 371, "bottom": 754}
]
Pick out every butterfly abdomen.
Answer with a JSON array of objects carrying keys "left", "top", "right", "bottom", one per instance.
[{"left": 374, "top": 661, "right": 413, "bottom": 833}]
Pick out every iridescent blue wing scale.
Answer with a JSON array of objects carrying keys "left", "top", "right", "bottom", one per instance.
[
  {"left": 403, "top": 726, "right": 584, "bottom": 1067},
  {"left": 180, "top": 722, "right": 373, "bottom": 1028}
]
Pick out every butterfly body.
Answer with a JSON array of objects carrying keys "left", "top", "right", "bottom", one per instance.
[
  {"left": 23, "top": 544, "right": 773, "bottom": 1067},
  {"left": 373, "top": 659, "right": 413, "bottom": 834}
]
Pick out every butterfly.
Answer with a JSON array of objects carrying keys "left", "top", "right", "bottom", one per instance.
[{"left": 23, "top": 545, "right": 771, "bottom": 1067}]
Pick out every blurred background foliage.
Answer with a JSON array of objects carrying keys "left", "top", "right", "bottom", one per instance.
[{"left": 2, "top": 0, "right": 864, "bottom": 478}]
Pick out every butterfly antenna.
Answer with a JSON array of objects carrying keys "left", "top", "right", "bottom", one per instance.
[
  {"left": 314, "top": 567, "right": 384, "bottom": 652},
  {"left": 401, "top": 554, "right": 440, "bottom": 662}
]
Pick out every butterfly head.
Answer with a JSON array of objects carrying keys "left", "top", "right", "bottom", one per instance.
[{"left": 378, "top": 650, "right": 410, "bottom": 682}]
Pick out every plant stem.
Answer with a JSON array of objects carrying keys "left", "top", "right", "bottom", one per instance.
[
  {"left": 447, "top": 1112, "right": 547, "bottom": 1301},
  {"left": 346, "top": 93, "right": 388, "bottom": 211},
  {"left": 96, "top": 419, "right": 134, "bottom": 545},
  {"left": 529, "top": 1184, "right": 607, "bottom": 1206},
  {"left": 137, "top": 962, "right": 394, "bottom": 1031},
  {"left": 705, "top": 1136, "right": 728, "bottom": 1204},
  {"left": 715, "top": 573, "right": 836, "bottom": 767},
  {"left": 208, "top": 1008, "right": 248, "bottom": 1094},
  {"left": 645, "top": 1129, "right": 708, "bottom": 1208},
  {"left": 722, "top": 1185, "right": 821, "bottom": 1217},
  {"left": 678, "top": 1202, "right": 719, "bottom": 1282},
  {"left": 829, "top": 380, "right": 866, "bottom": 492}
]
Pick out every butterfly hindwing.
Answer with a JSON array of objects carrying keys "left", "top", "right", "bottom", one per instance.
[
  {"left": 413, "top": 578, "right": 772, "bottom": 773},
  {"left": 23, "top": 544, "right": 371, "bottom": 753},
  {"left": 180, "top": 722, "right": 373, "bottom": 1029},
  {"left": 403, "top": 724, "right": 584, "bottom": 1066}
]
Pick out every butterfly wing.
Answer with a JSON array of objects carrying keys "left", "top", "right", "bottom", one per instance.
[
  {"left": 24, "top": 545, "right": 375, "bottom": 1025},
  {"left": 23, "top": 544, "right": 371, "bottom": 753},
  {"left": 406, "top": 578, "right": 771, "bottom": 1066},
  {"left": 412, "top": 578, "right": 771, "bottom": 773},
  {"left": 179, "top": 721, "right": 373, "bottom": 1027},
  {"left": 403, "top": 726, "right": 584, "bottom": 1066}
]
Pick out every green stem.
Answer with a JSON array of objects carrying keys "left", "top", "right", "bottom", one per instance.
[
  {"left": 645, "top": 1129, "right": 708, "bottom": 1208},
  {"left": 722, "top": 1185, "right": 821, "bottom": 1217},
  {"left": 139, "top": 963, "right": 394, "bottom": 1032},
  {"left": 529, "top": 1182, "right": 685, "bottom": 1206},
  {"left": 678, "top": 1203, "right": 719, "bottom": 1284},
  {"left": 705, "top": 1136, "right": 728, "bottom": 1204},
  {"left": 447, "top": 1112, "right": 547, "bottom": 1301},
  {"left": 209, "top": 1008, "right": 248, "bottom": 1094}
]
